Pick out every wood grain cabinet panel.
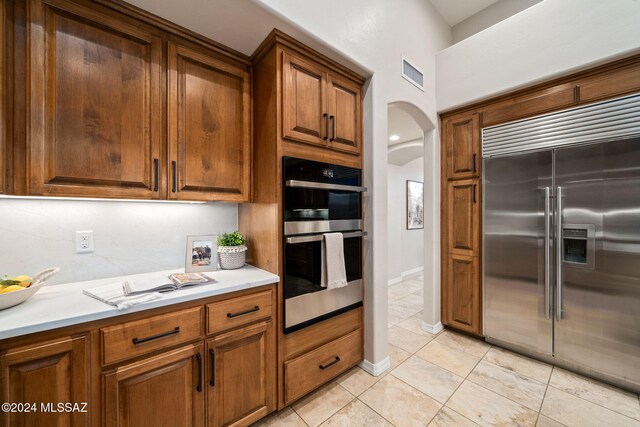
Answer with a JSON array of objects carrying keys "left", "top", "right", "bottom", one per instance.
[
  {"left": 447, "top": 179, "right": 480, "bottom": 256},
  {"left": 103, "top": 344, "right": 204, "bottom": 427},
  {"left": 481, "top": 85, "right": 576, "bottom": 127},
  {"left": 445, "top": 114, "right": 479, "bottom": 179},
  {"left": 206, "top": 321, "right": 275, "bottom": 427},
  {"left": 0, "top": 335, "right": 90, "bottom": 427},
  {"left": 443, "top": 254, "right": 481, "bottom": 335},
  {"left": 578, "top": 62, "right": 640, "bottom": 104},
  {"left": 28, "top": 0, "right": 163, "bottom": 198},
  {"left": 168, "top": 42, "right": 251, "bottom": 202},
  {"left": 326, "top": 74, "right": 361, "bottom": 154},
  {"left": 0, "top": 0, "right": 5, "bottom": 194},
  {"left": 282, "top": 51, "right": 327, "bottom": 147}
]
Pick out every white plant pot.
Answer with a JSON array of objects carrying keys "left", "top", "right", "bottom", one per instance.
[{"left": 217, "top": 246, "right": 247, "bottom": 270}]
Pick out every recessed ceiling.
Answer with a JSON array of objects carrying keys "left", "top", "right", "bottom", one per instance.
[
  {"left": 388, "top": 107, "right": 424, "bottom": 146},
  {"left": 429, "top": 0, "right": 499, "bottom": 26}
]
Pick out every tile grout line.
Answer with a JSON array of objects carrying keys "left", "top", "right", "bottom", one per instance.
[{"left": 434, "top": 341, "right": 489, "bottom": 427}]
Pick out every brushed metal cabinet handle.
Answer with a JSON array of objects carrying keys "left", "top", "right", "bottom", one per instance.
[
  {"left": 209, "top": 349, "right": 215, "bottom": 387},
  {"left": 196, "top": 352, "right": 202, "bottom": 392},
  {"left": 330, "top": 115, "right": 335, "bottom": 141},
  {"left": 324, "top": 113, "right": 329, "bottom": 140},
  {"left": 226, "top": 306, "right": 260, "bottom": 318},
  {"left": 319, "top": 356, "right": 340, "bottom": 370},
  {"left": 153, "top": 158, "right": 159, "bottom": 192},
  {"left": 131, "top": 326, "right": 180, "bottom": 345},
  {"left": 171, "top": 161, "right": 177, "bottom": 193}
]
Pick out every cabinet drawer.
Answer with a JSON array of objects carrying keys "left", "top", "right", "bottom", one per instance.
[
  {"left": 101, "top": 306, "right": 202, "bottom": 365},
  {"left": 206, "top": 289, "right": 272, "bottom": 334},
  {"left": 284, "top": 329, "right": 362, "bottom": 404}
]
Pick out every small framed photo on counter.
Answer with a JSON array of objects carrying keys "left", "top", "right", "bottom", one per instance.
[{"left": 185, "top": 235, "right": 219, "bottom": 273}]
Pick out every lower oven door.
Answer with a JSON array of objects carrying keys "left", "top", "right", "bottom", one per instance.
[{"left": 284, "top": 232, "right": 364, "bottom": 333}]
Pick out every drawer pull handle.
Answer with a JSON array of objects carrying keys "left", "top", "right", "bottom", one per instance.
[
  {"left": 131, "top": 326, "right": 180, "bottom": 345},
  {"left": 196, "top": 352, "right": 202, "bottom": 392},
  {"left": 227, "top": 306, "right": 260, "bottom": 318},
  {"left": 214, "top": 349, "right": 216, "bottom": 387},
  {"left": 319, "top": 356, "right": 341, "bottom": 370}
]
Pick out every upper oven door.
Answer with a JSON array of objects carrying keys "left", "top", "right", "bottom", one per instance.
[{"left": 283, "top": 157, "right": 364, "bottom": 233}]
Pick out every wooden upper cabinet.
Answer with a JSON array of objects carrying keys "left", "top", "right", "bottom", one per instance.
[
  {"left": 206, "top": 321, "right": 275, "bottom": 426},
  {"left": 443, "top": 254, "right": 481, "bottom": 335},
  {"left": 447, "top": 179, "right": 479, "bottom": 256},
  {"left": 327, "top": 73, "right": 361, "bottom": 154},
  {"left": 482, "top": 84, "right": 576, "bottom": 127},
  {"left": 0, "top": 0, "right": 5, "bottom": 194},
  {"left": 578, "top": 62, "right": 640, "bottom": 104},
  {"left": 282, "top": 51, "right": 327, "bottom": 146},
  {"left": 445, "top": 113, "right": 479, "bottom": 179},
  {"left": 103, "top": 344, "right": 204, "bottom": 427},
  {"left": 0, "top": 335, "right": 90, "bottom": 427},
  {"left": 28, "top": 0, "right": 163, "bottom": 198},
  {"left": 168, "top": 42, "right": 251, "bottom": 202}
]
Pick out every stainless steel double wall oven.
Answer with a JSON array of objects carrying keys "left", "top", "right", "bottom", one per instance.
[{"left": 282, "top": 157, "right": 365, "bottom": 333}]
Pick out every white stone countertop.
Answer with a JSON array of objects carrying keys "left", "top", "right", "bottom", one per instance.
[{"left": 0, "top": 265, "right": 279, "bottom": 340}]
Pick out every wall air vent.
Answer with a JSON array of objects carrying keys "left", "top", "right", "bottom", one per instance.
[{"left": 401, "top": 56, "right": 424, "bottom": 91}]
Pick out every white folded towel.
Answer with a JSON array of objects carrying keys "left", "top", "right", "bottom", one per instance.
[
  {"left": 321, "top": 232, "right": 348, "bottom": 290},
  {"left": 83, "top": 281, "right": 162, "bottom": 311}
]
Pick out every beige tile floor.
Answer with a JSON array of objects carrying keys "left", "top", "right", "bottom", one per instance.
[{"left": 255, "top": 276, "right": 640, "bottom": 427}]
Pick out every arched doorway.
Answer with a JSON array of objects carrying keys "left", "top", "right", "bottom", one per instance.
[{"left": 385, "top": 101, "right": 442, "bottom": 363}]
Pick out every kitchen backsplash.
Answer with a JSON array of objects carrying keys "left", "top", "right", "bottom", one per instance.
[{"left": 0, "top": 199, "right": 237, "bottom": 285}]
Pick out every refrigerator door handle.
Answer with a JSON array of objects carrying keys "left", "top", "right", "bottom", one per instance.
[
  {"left": 556, "top": 186, "right": 563, "bottom": 321},
  {"left": 544, "top": 187, "right": 551, "bottom": 319}
]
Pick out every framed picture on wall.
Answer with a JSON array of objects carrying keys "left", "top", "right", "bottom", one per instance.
[
  {"left": 185, "top": 235, "right": 219, "bottom": 272},
  {"left": 406, "top": 180, "right": 424, "bottom": 230}
]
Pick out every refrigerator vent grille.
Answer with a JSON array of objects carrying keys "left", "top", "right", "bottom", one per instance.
[{"left": 482, "top": 93, "right": 640, "bottom": 157}]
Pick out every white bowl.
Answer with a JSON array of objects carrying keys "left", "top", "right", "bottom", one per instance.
[{"left": 0, "top": 281, "right": 45, "bottom": 310}]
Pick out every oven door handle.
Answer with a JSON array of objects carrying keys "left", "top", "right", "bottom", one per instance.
[
  {"left": 285, "top": 180, "right": 367, "bottom": 193},
  {"left": 286, "top": 231, "right": 367, "bottom": 244}
]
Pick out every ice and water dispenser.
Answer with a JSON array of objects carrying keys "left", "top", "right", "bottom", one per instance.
[{"left": 562, "top": 224, "right": 595, "bottom": 269}]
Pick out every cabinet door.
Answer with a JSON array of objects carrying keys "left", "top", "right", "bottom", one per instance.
[
  {"left": 103, "top": 344, "right": 204, "bottom": 427},
  {"left": 168, "top": 42, "right": 251, "bottom": 202},
  {"left": 282, "top": 51, "right": 327, "bottom": 147},
  {"left": 327, "top": 73, "right": 361, "bottom": 155},
  {"left": 28, "top": 0, "right": 163, "bottom": 198},
  {"left": 447, "top": 179, "right": 479, "bottom": 256},
  {"left": 0, "top": 0, "right": 5, "bottom": 194},
  {"left": 0, "top": 335, "right": 90, "bottom": 427},
  {"left": 445, "top": 113, "right": 479, "bottom": 179},
  {"left": 444, "top": 254, "right": 481, "bottom": 335},
  {"left": 207, "top": 321, "right": 275, "bottom": 427}
]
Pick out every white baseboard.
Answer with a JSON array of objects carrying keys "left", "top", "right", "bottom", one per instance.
[
  {"left": 421, "top": 321, "right": 444, "bottom": 334},
  {"left": 359, "top": 356, "right": 390, "bottom": 377},
  {"left": 387, "top": 277, "right": 403, "bottom": 286},
  {"left": 401, "top": 266, "right": 424, "bottom": 277}
]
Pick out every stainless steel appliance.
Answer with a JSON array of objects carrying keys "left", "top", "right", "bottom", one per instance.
[
  {"left": 483, "top": 93, "right": 640, "bottom": 392},
  {"left": 283, "top": 157, "right": 365, "bottom": 333}
]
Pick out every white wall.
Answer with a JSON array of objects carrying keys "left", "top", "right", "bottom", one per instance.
[
  {"left": 255, "top": 0, "right": 451, "bottom": 371},
  {"left": 0, "top": 199, "right": 237, "bottom": 285},
  {"left": 437, "top": 0, "right": 640, "bottom": 111},
  {"left": 387, "top": 158, "right": 424, "bottom": 282},
  {"left": 451, "top": 0, "right": 542, "bottom": 44}
]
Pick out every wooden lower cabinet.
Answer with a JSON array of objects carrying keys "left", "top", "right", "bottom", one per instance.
[
  {"left": 443, "top": 254, "right": 481, "bottom": 335},
  {"left": 0, "top": 335, "right": 90, "bottom": 427},
  {"left": 206, "top": 321, "right": 275, "bottom": 427},
  {"left": 103, "top": 344, "right": 205, "bottom": 427}
]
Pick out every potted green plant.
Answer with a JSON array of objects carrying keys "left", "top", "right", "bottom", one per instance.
[{"left": 217, "top": 231, "right": 247, "bottom": 270}]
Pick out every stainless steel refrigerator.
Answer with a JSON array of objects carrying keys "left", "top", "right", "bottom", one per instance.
[{"left": 483, "top": 94, "right": 640, "bottom": 393}]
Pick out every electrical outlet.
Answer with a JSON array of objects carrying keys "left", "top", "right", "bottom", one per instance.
[{"left": 75, "top": 231, "right": 94, "bottom": 253}]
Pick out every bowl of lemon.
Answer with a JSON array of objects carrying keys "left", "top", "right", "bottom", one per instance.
[{"left": 0, "top": 268, "right": 59, "bottom": 310}]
